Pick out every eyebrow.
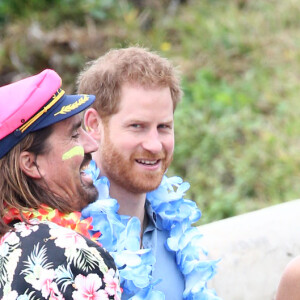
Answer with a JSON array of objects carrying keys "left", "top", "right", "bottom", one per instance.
[{"left": 125, "top": 118, "right": 174, "bottom": 124}]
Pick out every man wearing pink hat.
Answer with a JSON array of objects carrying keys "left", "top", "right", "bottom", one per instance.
[{"left": 0, "top": 69, "right": 121, "bottom": 299}]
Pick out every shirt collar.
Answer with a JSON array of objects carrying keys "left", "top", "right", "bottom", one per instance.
[{"left": 145, "top": 200, "right": 161, "bottom": 231}]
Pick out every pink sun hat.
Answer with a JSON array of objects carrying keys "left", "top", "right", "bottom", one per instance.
[{"left": 0, "top": 69, "right": 95, "bottom": 158}]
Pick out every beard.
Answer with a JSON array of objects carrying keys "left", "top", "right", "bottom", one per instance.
[
  {"left": 78, "top": 154, "right": 99, "bottom": 208},
  {"left": 100, "top": 131, "right": 173, "bottom": 194},
  {"left": 76, "top": 182, "right": 98, "bottom": 209}
]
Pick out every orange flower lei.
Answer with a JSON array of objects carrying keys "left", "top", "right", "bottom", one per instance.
[{"left": 3, "top": 204, "right": 101, "bottom": 245}]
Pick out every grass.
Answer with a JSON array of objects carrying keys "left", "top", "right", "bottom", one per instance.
[{"left": 1, "top": 0, "right": 300, "bottom": 223}]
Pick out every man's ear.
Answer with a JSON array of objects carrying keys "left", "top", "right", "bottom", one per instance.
[
  {"left": 19, "top": 151, "right": 42, "bottom": 179},
  {"left": 84, "top": 108, "right": 102, "bottom": 141}
]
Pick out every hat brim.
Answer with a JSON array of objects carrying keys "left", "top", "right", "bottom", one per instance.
[
  {"left": 32, "top": 93, "right": 95, "bottom": 131},
  {"left": 0, "top": 93, "right": 95, "bottom": 158}
]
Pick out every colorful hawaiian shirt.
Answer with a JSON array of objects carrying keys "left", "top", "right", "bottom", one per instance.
[{"left": 0, "top": 219, "right": 121, "bottom": 300}]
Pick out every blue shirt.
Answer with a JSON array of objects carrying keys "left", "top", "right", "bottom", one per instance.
[
  {"left": 121, "top": 202, "right": 184, "bottom": 299},
  {"left": 143, "top": 201, "right": 185, "bottom": 299}
]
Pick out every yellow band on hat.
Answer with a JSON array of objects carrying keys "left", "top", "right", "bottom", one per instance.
[
  {"left": 54, "top": 95, "right": 89, "bottom": 116},
  {"left": 19, "top": 89, "right": 65, "bottom": 133}
]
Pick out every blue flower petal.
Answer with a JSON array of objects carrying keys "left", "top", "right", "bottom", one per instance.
[{"left": 81, "top": 162, "right": 221, "bottom": 300}]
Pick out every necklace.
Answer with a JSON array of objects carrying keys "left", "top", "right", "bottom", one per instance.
[
  {"left": 3, "top": 204, "right": 101, "bottom": 244},
  {"left": 82, "top": 161, "right": 221, "bottom": 299}
]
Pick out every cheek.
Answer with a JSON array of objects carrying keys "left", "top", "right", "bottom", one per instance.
[
  {"left": 37, "top": 154, "right": 60, "bottom": 176},
  {"left": 66, "top": 155, "right": 84, "bottom": 168},
  {"left": 62, "top": 146, "right": 84, "bottom": 161},
  {"left": 164, "top": 136, "right": 175, "bottom": 154},
  {"left": 117, "top": 136, "right": 139, "bottom": 151}
]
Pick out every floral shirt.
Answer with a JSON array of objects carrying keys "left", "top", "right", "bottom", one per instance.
[{"left": 0, "top": 220, "right": 121, "bottom": 300}]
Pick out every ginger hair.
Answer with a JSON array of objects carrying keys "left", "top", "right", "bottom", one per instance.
[{"left": 77, "top": 46, "right": 182, "bottom": 119}]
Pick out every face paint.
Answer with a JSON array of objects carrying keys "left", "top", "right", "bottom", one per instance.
[{"left": 62, "top": 146, "right": 84, "bottom": 161}]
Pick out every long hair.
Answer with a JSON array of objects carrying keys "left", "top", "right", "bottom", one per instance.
[
  {"left": 77, "top": 46, "right": 183, "bottom": 119},
  {"left": 0, "top": 126, "right": 75, "bottom": 235}
]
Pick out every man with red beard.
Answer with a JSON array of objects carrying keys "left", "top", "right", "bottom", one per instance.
[{"left": 77, "top": 47, "right": 219, "bottom": 300}]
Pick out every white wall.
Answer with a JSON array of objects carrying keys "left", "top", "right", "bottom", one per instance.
[{"left": 198, "top": 200, "right": 300, "bottom": 300}]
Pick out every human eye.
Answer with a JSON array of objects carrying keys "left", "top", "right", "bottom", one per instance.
[
  {"left": 158, "top": 123, "right": 173, "bottom": 130},
  {"left": 70, "top": 120, "right": 82, "bottom": 139},
  {"left": 71, "top": 130, "right": 80, "bottom": 139},
  {"left": 130, "top": 124, "right": 142, "bottom": 129}
]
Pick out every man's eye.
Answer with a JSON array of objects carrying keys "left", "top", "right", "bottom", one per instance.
[
  {"left": 159, "top": 124, "right": 172, "bottom": 129},
  {"left": 131, "top": 124, "right": 141, "bottom": 128},
  {"left": 72, "top": 132, "right": 80, "bottom": 139}
]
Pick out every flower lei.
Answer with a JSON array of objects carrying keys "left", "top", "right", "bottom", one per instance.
[
  {"left": 3, "top": 204, "right": 101, "bottom": 244},
  {"left": 82, "top": 161, "right": 221, "bottom": 300}
]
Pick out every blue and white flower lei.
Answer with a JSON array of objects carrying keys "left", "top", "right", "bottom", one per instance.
[{"left": 82, "top": 161, "right": 221, "bottom": 300}]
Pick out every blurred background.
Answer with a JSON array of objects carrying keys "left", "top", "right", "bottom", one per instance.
[{"left": 1, "top": 0, "right": 300, "bottom": 224}]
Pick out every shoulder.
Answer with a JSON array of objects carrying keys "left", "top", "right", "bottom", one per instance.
[
  {"left": 283, "top": 256, "right": 300, "bottom": 278},
  {"left": 13, "top": 220, "right": 116, "bottom": 266},
  {"left": 1, "top": 219, "right": 117, "bottom": 270},
  {"left": 276, "top": 256, "right": 300, "bottom": 300},
  {"left": 0, "top": 220, "right": 121, "bottom": 299}
]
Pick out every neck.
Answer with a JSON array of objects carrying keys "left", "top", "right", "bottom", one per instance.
[
  {"left": 109, "top": 182, "right": 146, "bottom": 226},
  {"left": 93, "top": 151, "right": 146, "bottom": 239}
]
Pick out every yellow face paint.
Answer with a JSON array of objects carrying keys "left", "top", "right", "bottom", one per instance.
[{"left": 62, "top": 146, "right": 84, "bottom": 161}]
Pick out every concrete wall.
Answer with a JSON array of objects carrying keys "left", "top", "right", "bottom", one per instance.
[{"left": 198, "top": 200, "right": 300, "bottom": 300}]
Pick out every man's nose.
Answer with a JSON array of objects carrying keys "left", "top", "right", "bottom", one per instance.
[
  {"left": 82, "top": 129, "right": 98, "bottom": 154},
  {"left": 141, "top": 130, "right": 163, "bottom": 154}
]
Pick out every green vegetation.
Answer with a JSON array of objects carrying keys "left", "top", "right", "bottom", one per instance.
[{"left": 1, "top": 0, "right": 300, "bottom": 224}]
